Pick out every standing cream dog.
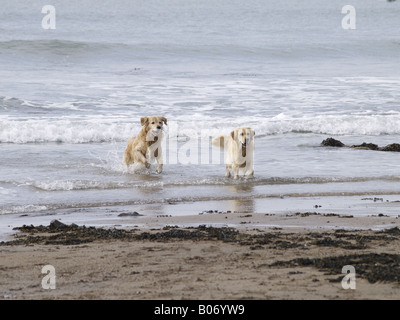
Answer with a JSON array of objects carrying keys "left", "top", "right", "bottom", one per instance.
[
  {"left": 212, "top": 127, "right": 255, "bottom": 179},
  {"left": 123, "top": 116, "right": 167, "bottom": 173}
]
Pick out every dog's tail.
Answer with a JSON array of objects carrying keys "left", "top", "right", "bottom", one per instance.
[{"left": 211, "top": 135, "right": 227, "bottom": 149}]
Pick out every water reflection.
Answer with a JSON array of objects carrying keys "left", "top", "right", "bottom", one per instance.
[{"left": 225, "top": 184, "right": 255, "bottom": 213}]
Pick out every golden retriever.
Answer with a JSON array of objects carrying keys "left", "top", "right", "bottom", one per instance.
[
  {"left": 212, "top": 127, "right": 255, "bottom": 179},
  {"left": 123, "top": 116, "right": 167, "bottom": 173}
]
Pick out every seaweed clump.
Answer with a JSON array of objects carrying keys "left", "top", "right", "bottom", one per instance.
[
  {"left": 270, "top": 253, "right": 400, "bottom": 283},
  {"left": 3, "top": 220, "right": 137, "bottom": 246},
  {"left": 321, "top": 138, "right": 400, "bottom": 152}
]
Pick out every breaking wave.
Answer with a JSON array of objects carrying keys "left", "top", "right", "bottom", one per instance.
[{"left": 1, "top": 113, "right": 400, "bottom": 144}]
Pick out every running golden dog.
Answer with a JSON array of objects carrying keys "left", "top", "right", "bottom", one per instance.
[
  {"left": 212, "top": 127, "right": 255, "bottom": 179},
  {"left": 123, "top": 116, "right": 167, "bottom": 173}
]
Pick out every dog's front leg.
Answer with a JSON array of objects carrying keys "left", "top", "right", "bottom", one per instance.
[
  {"left": 156, "top": 154, "right": 163, "bottom": 174},
  {"left": 135, "top": 150, "right": 150, "bottom": 169},
  {"left": 153, "top": 147, "right": 162, "bottom": 173},
  {"left": 232, "top": 165, "right": 239, "bottom": 180},
  {"left": 245, "top": 169, "right": 254, "bottom": 179},
  {"left": 225, "top": 165, "right": 231, "bottom": 178}
]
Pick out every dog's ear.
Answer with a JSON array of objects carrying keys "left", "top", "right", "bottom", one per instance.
[
  {"left": 230, "top": 130, "right": 235, "bottom": 140},
  {"left": 140, "top": 117, "right": 149, "bottom": 126},
  {"left": 161, "top": 117, "right": 167, "bottom": 126},
  {"left": 252, "top": 129, "right": 255, "bottom": 137}
]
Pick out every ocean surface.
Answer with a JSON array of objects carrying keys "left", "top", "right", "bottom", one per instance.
[{"left": 1, "top": 0, "right": 400, "bottom": 238}]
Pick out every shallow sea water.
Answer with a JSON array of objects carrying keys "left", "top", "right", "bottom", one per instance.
[{"left": 1, "top": 0, "right": 400, "bottom": 239}]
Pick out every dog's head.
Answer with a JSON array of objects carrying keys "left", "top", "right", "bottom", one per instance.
[
  {"left": 231, "top": 127, "right": 255, "bottom": 147},
  {"left": 141, "top": 116, "right": 167, "bottom": 139}
]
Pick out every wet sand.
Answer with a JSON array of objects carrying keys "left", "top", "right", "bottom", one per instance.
[{"left": 1, "top": 212, "right": 399, "bottom": 300}]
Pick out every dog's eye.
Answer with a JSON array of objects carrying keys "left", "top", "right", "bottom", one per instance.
[{"left": 151, "top": 122, "right": 155, "bottom": 124}]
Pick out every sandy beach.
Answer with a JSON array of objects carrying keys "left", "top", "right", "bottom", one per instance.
[
  {"left": 2, "top": 0, "right": 400, "bottom": 306},
  {"left": 1, "top": 212, "right": 399, "bottom": 300}
]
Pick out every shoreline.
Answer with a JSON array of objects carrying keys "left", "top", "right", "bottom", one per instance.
[
  {"left": 1, "top": 214, "right": 399, "bottom": 300},
  {"left": 1, "top": 192, "right": 400, "bottom": 242}
]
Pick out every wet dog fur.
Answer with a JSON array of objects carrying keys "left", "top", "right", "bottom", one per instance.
[
  {"left": 123, "top": 116, "right": 167, "bottom": 173},
  {"left": 211, "top": 127, "right": 255, "bottom": 179}
]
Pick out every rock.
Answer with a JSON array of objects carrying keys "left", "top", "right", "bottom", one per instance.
[
  {"left": 380, "top": 143, "right": 400, "bottom": 152},
  {"left": 321, "top": 138, "right": 345, "bottom": 147},
  {"left": 321, "top": 139, "right": 400, "bottom": 152},
  {"left": 49, "top": 220, "right": 68, "bottom": 231},
  {"left": 118, "top": 212, "right": 143, "bottom": 217},
  {"left": 351, "top": 142, "right": 379, "bottom": 151}
]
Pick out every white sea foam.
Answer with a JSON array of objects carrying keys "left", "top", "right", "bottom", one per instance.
[
  {"left": 0, "top": 205, "right": 48, "bottom": 215},
  {"left": 1, "top": 114, "right": 400, "bottom": 144},
  {"left": 0, "top": 119, "right": 137, "bottom": 143},
  {"left": 30, "top": 180, "right": 129, "bottom": 191}
]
